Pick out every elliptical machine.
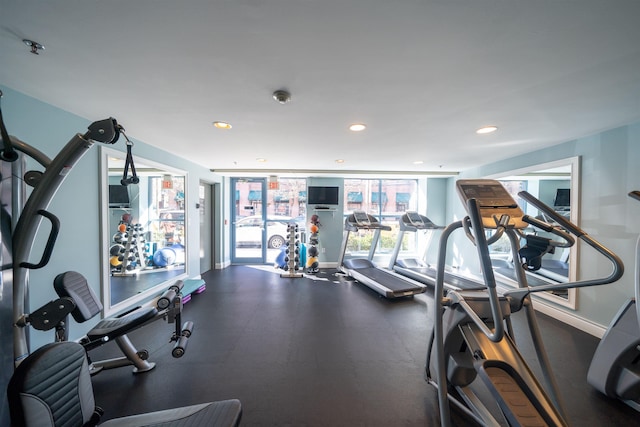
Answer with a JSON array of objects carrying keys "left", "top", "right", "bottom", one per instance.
[
  {"left": 426, "top": 179, "right": 624, "bottom": 427},
  {"left": 587, "top": 191, "right": 640, "bottom": 411}
]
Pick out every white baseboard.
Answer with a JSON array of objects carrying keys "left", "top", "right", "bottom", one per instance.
[
  {"left": 534, "top": 300, "right": 606, "bottom": 338},
  {"left": 215, "top": 260, "right": 231, "bottom": 269},
  {"left": 318, "top": 262, "right": 338, "bottom": 269}
]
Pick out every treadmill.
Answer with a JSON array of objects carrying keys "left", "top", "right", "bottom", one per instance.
[
  {"left": 338, "top": 211, "right": 427, "bottom": 298},
  {"left": 390, "top": 210, "right": 556, "bottom": 292},
  {"left": 389, "top": 211, "right": 491, "bottom": 291}
]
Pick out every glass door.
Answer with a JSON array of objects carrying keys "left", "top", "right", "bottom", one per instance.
[
  {"left": 231, "top": 177, "right": 308, "bottom": 265},
  {"left": 231, "top": 178, "right": 267, "bottom": 264}
]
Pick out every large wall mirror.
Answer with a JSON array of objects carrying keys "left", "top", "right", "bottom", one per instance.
[
  {"left": 100, "top": 147, "right": 188, "bottom": 315},
  {"left": 488, "top": 156, "right": 580, "bottom": 309}
]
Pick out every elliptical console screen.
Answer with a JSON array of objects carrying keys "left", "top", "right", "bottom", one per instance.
[
  {"left": 353, "top": 211, "right": 371, "bottom": 226},
  {"left": 456, "top": 179, "right": 527, "bottom": 229},
  {"left": 406, "top": 211, "right": 424, "bottom": 227}
]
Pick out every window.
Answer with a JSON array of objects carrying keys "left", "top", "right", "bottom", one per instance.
[{"left": 343, "top": 179, "right": 419, "bottom": 255}]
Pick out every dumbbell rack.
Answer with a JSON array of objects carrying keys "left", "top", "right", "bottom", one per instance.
[
  {"left": 280, "top": 222, "right": 303, "bottom": 278},
  {"left": 112, "top": 223, "right": 148, "bottom": 276}
]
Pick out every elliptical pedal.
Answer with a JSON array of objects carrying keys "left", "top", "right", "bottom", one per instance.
[{"left": 477, "top": 360, "right": 563, "bottom": 427}]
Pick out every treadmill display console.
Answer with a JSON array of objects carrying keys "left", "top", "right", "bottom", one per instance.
[
  {"left": 353, "top": 211, "right": 371, "bottom": 226},
  {"left": 456, "top": 179, "right": 527, "bottom": 229},
  {"left": 406, "top": 211, "right": 425, "bottom": 227}
]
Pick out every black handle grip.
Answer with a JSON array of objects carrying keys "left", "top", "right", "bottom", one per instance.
[{"left": 20, "top": 209, "right": 60, "bottom": 269}]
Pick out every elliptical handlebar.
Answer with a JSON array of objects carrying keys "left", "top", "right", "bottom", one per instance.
[
  {"left": 459, "top": 198, "right": 506, "bottom": 342},
  {"left": 628, "top": 191, "right": 640, "bottom": 338},
  {"left": 511, "top": 190, "right": 624, "bottom": 295},
  {"left": 518, "top": 190, "right": 586, "bottom": 237},
  {"left": 522, "top": 214, "right": 575, "bottom": 248}
]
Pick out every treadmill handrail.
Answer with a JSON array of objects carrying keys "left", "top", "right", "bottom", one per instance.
[{"left": 344, "top": 214, "right": 391, "bottom": 231}]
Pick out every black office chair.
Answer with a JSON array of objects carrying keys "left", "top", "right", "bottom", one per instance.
[{"left": 7, "top": 341, "right": 242, "bottom": 427}]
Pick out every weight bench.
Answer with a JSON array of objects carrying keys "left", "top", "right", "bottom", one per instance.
[
  {"left": 8, "top": 341, "right": 242, "bottom": 427},
  {"left": 53, "top": 270, "right": 192, "bottom": 374}
]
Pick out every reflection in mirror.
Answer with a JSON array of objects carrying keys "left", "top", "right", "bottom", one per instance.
[
  {"left": 488, "top": 157, "right": 580, "bottom": 309},
  {"left": 101, "top": 147, "right": 187, "bottom": 315}
]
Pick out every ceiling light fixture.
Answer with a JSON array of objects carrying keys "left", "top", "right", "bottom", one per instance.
[
  {"left": 213, "top": 121, "right": 232, "bottom": 130},
  {"left": 256, "top": 158, "right": 267, "bottom": 163},
  {"left": 349, "top": 123, "right": 366, "bottom": 132},
  {"left": 413, "top": 160, "right": 424, "bottom": 165},
  {"left": 335, "top": 159, "right": 345, "bottom": 164},
  {"left": 272, "top": 89, "right": 291, "bottom": 104},
  {"left": 476, "top": 125, "right": 498, "bottom": 134},
  {"left": 23, "top": 39, "right": 45, "bottom": 55}
]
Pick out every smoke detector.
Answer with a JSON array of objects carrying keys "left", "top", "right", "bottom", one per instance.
[
  {"left": 23, "top": 39, "right": 45, "bottom": 54},
  {"left": 272, "top": 89, "right": 291, "bottom": 104}
]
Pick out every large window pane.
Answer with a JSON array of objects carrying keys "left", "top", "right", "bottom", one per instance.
[{"left": 343, "top": 178, "right": 418, "bottom": 257}]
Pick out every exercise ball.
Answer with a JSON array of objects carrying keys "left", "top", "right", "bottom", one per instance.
[
  {"left": 110, "top": 256, "right": 122, "bottom": 267},
  {"left": 121, "top": 213, "right": 132, "bottom": 223},
  {"left": 308, "top": 246, "right": 318, "bottom": 257},
  {"left": 310, "top": 224, "right": 319, "bottom": 234},
  {"left": 153, "top": 247, "right": 177, "bottom": 267},
  {"left": 275, "top": 247, "right": 287, "bottom": 269},
  {"left": 307, "top": 256, "right": 319, "bottom": 269}
]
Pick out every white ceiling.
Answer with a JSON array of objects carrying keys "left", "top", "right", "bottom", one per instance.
[{"left": 1, "top": 1, "right": 639, "bottom": 176}]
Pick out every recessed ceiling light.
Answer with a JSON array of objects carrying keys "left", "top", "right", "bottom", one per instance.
[
  {"left": 213, "top": 121, "right": 232, "bottom": 130},
  {"left": 335, "top": 159, "right": 345, "bottom": 164},
  {"left": 413, "top": 160, "right": 424, "bottom": 165},
  {"left": 256, "top": 158, "right": 267, "bottom": 163},
  {"left": 476, "top": 125, "right": 498, "bottom": 134},
  {"left": 349, "top": 123, "right": 366, "bottom": 132}
]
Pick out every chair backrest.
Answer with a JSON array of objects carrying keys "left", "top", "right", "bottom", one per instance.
[
  {"left": 7, "top": 342, "right": 98, "bottom": 427},
  {"left": 54, "top": 271, "right": 103, "bottom": 323}
]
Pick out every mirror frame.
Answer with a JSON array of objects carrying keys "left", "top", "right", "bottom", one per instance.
[
  {"left": 100, "top": 146, "right": 188, "bottom": 316},
  {"left": 487, "top": 156, "right": 580, "bottom": 309}
]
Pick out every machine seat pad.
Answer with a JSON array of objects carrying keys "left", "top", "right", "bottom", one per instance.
[
  {"left": 87, "top": 306, "right": 158, "bottom": 341},
  {"left": 54, "top": 271, "right": 104, "bottom": 322},
  {"left": 100, "top": 399, "right": 243, "bottom": 427}
]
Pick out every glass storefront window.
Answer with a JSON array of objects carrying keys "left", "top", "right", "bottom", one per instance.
[{"left": 343, "top": 179, "right": 419, "bottom": 256}]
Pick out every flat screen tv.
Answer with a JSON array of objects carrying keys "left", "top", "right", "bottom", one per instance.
[
  {"left": 553, "top": 188, "right": 570, "bottom": 209},
  {"left": 307, "top": 186, "right": 339, "bottom": 206},
  {"left": 109, "top": 184, "right": 130, "bottom": 208}
]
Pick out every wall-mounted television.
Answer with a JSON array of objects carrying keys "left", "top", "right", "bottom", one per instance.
[
  {"left": 307, "top": 186, "right": 339, "bottom": 206},
  {"left": 109, "top": 184, "right": 130, "bottom": 208},
  {"left": 553, "top": 188, "right": 570, "bottom": 209}
]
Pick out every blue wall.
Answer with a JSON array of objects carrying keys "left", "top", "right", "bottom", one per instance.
[
  {"left": 4, "top": 82, "right": 640, "bottom": 340},
  {"left": 457, "top": 122, "right": 640, "bottom": 329},
  {"left": 1, "top": 85, "right": 221, "bottom": 349}
]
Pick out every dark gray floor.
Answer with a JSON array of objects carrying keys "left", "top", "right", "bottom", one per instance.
[{"left": 91, "top": 266, "right": 638, "bottom": 426}]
